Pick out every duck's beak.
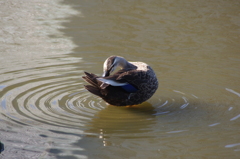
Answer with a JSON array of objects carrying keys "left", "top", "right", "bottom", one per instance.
[
  {"left": 102, "top": 64, "right": 114, "bottom": 77},
  {"left": 102, "top": 70, "right": 110, "bottom": 77}
]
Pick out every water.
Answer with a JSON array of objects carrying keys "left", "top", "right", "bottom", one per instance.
[{"left": 0, "top": 0, "right": 240, "bottom": 158}]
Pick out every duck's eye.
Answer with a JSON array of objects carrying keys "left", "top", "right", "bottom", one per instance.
[{"left": 109, "top": 64, "right": 115, "bottom": 73}]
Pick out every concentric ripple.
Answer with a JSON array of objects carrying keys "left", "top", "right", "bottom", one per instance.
[{"left": 0, "top": 63, "right": 106, "bottom": 130}]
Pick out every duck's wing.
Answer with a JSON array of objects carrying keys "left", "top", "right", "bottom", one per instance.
[
  {"left": 82, "top": 72, "right": 100, "bottom": 87},
  {"left": 82, "top": 72, "right": 103, "bottom": 97},
  {"left": 117, "top": 70, "right": 148, "bottom": 84},
  {"left": 97, "top": 78, "right": 128, "bottom": 86},
  {"left": 97, "top": 70, "right": 141, "bottom": 93},
  {"left": 97, "top": 77, "right": 138, "bottom": 93}
]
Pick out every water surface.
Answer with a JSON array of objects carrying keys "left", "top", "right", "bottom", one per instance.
[{"left": 0, "top": 0, "right": 240, "bottom": 158}]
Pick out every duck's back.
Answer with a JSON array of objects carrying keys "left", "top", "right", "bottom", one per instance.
[{"left": 108, "top": 62, "right": 158, "bottom": 106}]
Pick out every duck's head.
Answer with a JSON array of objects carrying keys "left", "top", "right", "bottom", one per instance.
[{"left": 102, "top": 56, "right": 127, "bottom": 77}]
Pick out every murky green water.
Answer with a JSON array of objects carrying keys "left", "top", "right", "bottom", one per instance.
[{"left": 0, "top": 0, "right": 240, "bottom": 158}]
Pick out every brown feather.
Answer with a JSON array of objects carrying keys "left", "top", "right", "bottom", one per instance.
[{"left": 84, "top": 85, "right": 102, "bottom": 97}]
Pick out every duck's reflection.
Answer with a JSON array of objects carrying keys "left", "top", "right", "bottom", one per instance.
[{"left": 84, "top": 102, "right": 157, "bottom": 145}]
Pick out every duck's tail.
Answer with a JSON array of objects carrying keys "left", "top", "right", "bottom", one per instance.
[{"left": 82, "top": 72, "right": 102, "bottom": 97}]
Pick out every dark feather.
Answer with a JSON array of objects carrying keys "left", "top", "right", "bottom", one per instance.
[
  {"left": 82, "top": 72, "right": 99, "bottom": 87},
  {"left": 84, "top": 85, "right": 102, "bottom": 97}
]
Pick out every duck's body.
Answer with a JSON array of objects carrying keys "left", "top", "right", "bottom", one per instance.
[{"left": 82, "top": 56, "right": 158, "bottom": 106}]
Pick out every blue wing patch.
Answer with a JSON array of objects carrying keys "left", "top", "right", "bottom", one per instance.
[{"left": 121, "top": 84, "right": 138, "bottom": 93}]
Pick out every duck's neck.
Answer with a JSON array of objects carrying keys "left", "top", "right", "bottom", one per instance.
[{"left": 117, "top": 57, "right": 136, "bottom": 70}]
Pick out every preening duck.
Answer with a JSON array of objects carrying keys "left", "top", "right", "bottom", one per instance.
[{"left": 82, "top": 56, "right": 158, "bottom": 106}]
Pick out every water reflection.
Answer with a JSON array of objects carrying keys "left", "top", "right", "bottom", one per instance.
[{"left": 86, "top": 103, "right": 156, "bottom": 136}]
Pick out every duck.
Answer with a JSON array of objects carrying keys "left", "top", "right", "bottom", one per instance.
[{"left": 82, "top": 56, "right": 158, "bottom": 106}]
